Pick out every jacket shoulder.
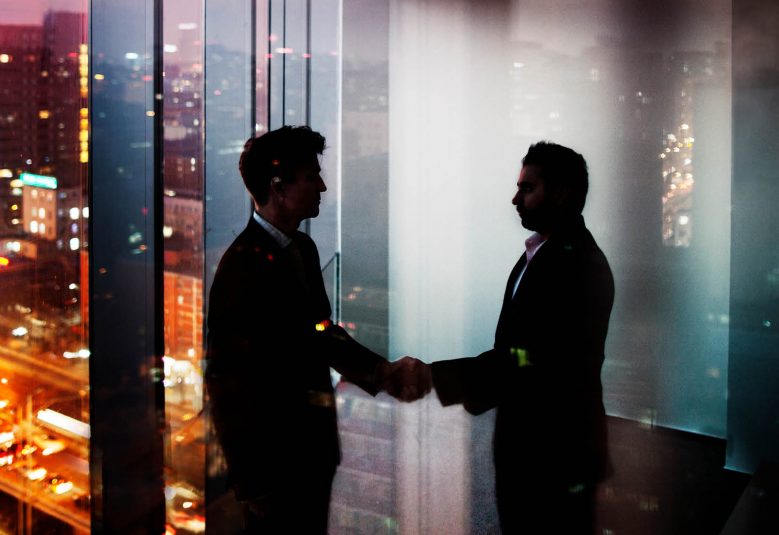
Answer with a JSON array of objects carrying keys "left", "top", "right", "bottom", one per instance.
[{"left": 218, "top": 226, "right": 279, "bottom": 267}]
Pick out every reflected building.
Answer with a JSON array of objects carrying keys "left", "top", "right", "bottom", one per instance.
[{"left": 331, "top": 384, "right": 398, "bottom": 534}]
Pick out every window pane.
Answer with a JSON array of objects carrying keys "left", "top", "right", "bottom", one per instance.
[
  {"left": 162, "top": 2, "right": 206, "bottom": 533},
  {"left": 90, "top": 0, "right": 166, "bottom": 529},
  {"left": 0, "top": 2, "right": 90, "bottom": 532},
  {"left": 202, "top": 0, "right": 256, "bottom": 531}
]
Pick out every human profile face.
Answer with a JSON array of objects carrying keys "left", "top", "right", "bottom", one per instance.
[
  {"left": 512, "top": 165, "right": 554, "bottom": 234},
  {"left": 281, "top": 157, "right": 327, "bottom": 223}
]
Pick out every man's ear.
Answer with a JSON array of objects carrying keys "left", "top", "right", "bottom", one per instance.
[
  {"left": 553, "top": 185, "right": 572, "bottom": 208},
  {"left": 270, "top": 176, "right": 284, "bottom": 197}
]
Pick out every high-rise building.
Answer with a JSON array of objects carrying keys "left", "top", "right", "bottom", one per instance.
[
  {"left": 39, "top": 11, "right": 86, "bottom": 191},
  {"left": 21, "top": 173, "right": 57, "bottom": 241},
  {"left": 0, "top": 24, "right": 43, "bottom": 233},
  {"left": 163, "top": 270, "right": 203, "bottom": 362}
]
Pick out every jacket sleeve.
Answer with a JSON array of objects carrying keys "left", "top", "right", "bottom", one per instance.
[
  {"left": 315, "top": 322, "right": 386, "bottom": 395},
  {"left": 299, "top": 233, "right": 387, "bottom": 395},
  {"left": 431, "top": 349, "right": 516, "bottom": 415}
]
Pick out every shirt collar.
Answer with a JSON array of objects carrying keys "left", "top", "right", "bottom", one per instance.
[
  {"left": 524, "top": 232, "right": 546, "bottom": 264},
  {"left": 253, "top": 211, "right": 292, "bottom": 248}
]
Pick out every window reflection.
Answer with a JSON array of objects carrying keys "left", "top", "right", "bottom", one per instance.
[{"left": 0, "top": 3, "right": 90, "bottom": 532}]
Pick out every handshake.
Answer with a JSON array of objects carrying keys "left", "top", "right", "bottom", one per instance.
[{"left": 378, "top": 357, "right": 432, "bottom": 402}]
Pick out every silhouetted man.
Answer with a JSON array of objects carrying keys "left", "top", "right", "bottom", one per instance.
[
  {"left": 430, "top": 142, "right": 614, "bottom": 533},
  {"left": 205, "top": 126, "right": 424, "bottom": 533}
]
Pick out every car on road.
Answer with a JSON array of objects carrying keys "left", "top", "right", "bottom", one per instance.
[
  {"left": 0, "top": 440, "right": 38, "bottom": 466},
  {"left": 0, "top": 447, "right": 13, "bottom": 467},
  {"left": 32, "top": 433, "right": 66, "bottom": 456},
  {"left": 20, "top": 465, "right": 47, "bottom": 481},
  {"left": 44, "top": 474, "right": 74, "bottom": 495}
]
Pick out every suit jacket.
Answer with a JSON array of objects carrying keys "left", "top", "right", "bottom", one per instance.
[
  {"left": 431, "top": 215, "right": 614, "bottom": 486},
  {"left": 205, "top": 218, "right": 384, "bottom": 500}
]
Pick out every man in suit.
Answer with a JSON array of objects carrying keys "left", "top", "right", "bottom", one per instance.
[
  {"left": 205, "top": 126, "right": 427, "bottom": 533},
  {"left": 428, "top": 142, "right": 615, "bottom": 533}
]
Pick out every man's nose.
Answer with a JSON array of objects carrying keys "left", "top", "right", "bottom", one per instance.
[
  {"left": 319, "top": 177, "right": 327, "bottom": 192},
  {"left": 512, "top": 192, "right": 520, "bottom": 205}
]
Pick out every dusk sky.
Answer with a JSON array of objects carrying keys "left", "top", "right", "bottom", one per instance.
[{"left": 0, "top": 0, "right": 84, "bottom": 24}]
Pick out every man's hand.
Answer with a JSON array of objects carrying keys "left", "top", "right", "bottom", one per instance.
[
  {"left": 242, "top": 492, "right": 277, "bottom": 518},
  {"left": 379, "top": 356, "right": 432, "bottom": 402}
]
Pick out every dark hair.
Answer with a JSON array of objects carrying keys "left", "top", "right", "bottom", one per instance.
[
  {"left": 522, "top": 141, "right": 589, "bottom": 214},
  {"left": 239, "top": 125, "right": 326, "bottom": 205}
]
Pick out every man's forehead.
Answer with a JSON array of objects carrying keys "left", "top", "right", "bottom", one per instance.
[
  {"left": 303, "top": 154, "right": 320, "bottom": 166},
  {"left": 518, "top": 165, "right": 543, "bottom": 183},
  {"left": 282, "top": 154, "right": 319, "bottom": 169},
  {"left": 295, "top": 157, "right": 321, "bottom": 176}
]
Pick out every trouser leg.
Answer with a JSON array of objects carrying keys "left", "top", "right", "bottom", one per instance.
[{"left": 241, "top": 465, "right": 336, "bottom": 534}]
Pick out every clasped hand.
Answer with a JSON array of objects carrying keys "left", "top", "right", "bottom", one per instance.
[{"left": 379, "top": 356, "right": 432, "bottom": 402}]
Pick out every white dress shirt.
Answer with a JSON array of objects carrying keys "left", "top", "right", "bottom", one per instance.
[{"left": 511, "top": 232, "right": 547, "bottom": 298}]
